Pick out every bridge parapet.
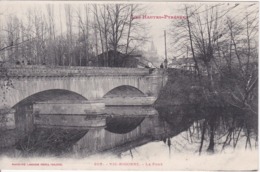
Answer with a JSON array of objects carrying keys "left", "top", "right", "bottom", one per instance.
[{"left": 0, "top": 65, "right": 159, "bottom": 77}]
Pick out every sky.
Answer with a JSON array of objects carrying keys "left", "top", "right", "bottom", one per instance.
[
  {"left": 0, "top": 1, "right": 184, "bottom": 59},
  {"left": 0, "top": 1, "right": 258, "bottom": 60}
]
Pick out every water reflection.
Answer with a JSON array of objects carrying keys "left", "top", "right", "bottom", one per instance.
[
  {"left": 155, "top": 105, "right": 258, "bottom": 155},
  {"left": 106, "top": 117, "right": 145, "bottom": 134},
  {"left": 0, "top": 104, "right": 257, "bottom": 158},
  {"left": 16, "top": 128, "right": 88, "bottom": 156}
]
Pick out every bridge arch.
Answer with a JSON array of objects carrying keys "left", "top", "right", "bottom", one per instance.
[
  {"left": 13, "top": 89, "right": 88, "bottom": 108},
  {"left": 10, "top": 89, "right": 89, "bottom": 147},
  {"left": 103, "top": 85, "right": 147, "bottom": 98},
  {"left": 105, "top": 117, "right": 145, "bottom": 134}
]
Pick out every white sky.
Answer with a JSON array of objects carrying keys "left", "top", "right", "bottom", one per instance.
[
  {"left": 0, "top": 1, "right": 258, "bottom": 59},
  {"left": 0, "top": 1, "right": 180, "bottom": 58}
]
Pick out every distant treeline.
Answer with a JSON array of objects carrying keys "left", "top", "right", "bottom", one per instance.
[{"left": 0, "top": 4, "right": 149, "bottom": 67}]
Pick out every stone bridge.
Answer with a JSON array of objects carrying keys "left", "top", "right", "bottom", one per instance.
[
  {"left": 0, "top": 65, "right": 167, "bottom": 108},
  {"left": 0, "top": 65, "right": 167, "bottom": 133}
]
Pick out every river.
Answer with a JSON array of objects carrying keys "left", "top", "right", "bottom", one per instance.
[{"left": 0, "top": 104, "right": 257, "bottom": 160}]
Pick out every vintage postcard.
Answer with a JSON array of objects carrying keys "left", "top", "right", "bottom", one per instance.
[{"left": 0, "top": 0, "right": 258, "bottom": 171}]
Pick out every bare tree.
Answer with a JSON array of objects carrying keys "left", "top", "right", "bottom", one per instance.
[{"left": 170, "top": 3, "right": 258, "bottom": 154}]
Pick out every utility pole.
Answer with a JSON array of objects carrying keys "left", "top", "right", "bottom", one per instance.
[{"left": 164, "top": 30, "right": 168, "bottom": 68}]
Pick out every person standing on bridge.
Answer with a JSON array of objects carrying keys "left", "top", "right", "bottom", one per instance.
[
  {"left": 160, "top": 63, "right": 164, "bottom": 68},
  {"left": 164, "top": 59, "right": 168, "bottom": 68}
]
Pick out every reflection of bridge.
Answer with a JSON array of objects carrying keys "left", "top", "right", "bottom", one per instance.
[
  {"left": 0, "top": 104, "right": 198, "bottom": 156},
  {"left": 1, "top": 112, "right": 189, "bottom": 156},
  {"left": 70, "top": 105, "right": 199, "bottom": 156}
]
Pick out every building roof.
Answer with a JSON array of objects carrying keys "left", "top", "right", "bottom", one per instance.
[{"left": 92, "top": 50, "right": 148, "bottom": 68}]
